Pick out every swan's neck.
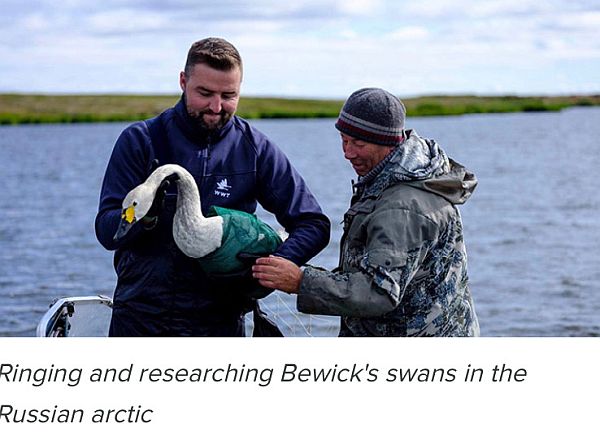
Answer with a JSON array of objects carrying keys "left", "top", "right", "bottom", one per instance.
[
  {"left": 173, "top": 169, "right": 204, "bottom": 221},
  {"left": 154, "top": 164, "right": 223, "bottom": 258},
  {"left": 145, "top": 164, "right": 204, "bottom": 219}
]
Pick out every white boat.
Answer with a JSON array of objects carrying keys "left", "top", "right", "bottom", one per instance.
[
  {"left": 36, "top": 294, "right": 338, "bottom": 337},
  {"left": 36, "top": 295, "right": 113, "bottom": 337}
]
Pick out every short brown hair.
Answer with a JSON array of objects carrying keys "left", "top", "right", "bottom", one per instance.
[{"left": 184, "top": 37, "right": 243, "bottom": 77}]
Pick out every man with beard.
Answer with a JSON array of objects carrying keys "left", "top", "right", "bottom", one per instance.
[{"left": 95, "top": 38, "right": 330, "bottom": 336}]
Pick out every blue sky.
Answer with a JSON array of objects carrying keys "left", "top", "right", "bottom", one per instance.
[{"left": 1, "top": 0, "right": 598, "bottom": 98}]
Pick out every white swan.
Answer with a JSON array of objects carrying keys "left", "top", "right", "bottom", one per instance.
[
  {"left": 116, "top": 164, "right": 223, "bottom": 257},
  {"left": 114, "top": 164, "right": 282, "bottom": 274}
]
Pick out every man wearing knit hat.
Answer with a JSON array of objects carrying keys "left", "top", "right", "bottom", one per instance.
[{"left": 253, "top": 88, "right": 479, "bottom": 336}]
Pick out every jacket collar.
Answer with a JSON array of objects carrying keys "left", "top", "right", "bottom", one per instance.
[
  {"left": 358, "top": 130, "right": 451, "bottom": 199},
  {"left": 352, "top": 146, "right": 397, "bottom": 200},
  {"left": 174, "top": 95, "right": 234, "bottom": 146}
]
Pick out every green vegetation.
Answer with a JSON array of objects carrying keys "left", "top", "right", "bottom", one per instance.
[
  {"left": 0, "top": 94, "right": 178, "bottom": 125},
  {"left": 405, "top": 95, "right": 599, "bottom": 116},
  {"left": 0, "top": 93, "right": 598, "bottom": 125}
]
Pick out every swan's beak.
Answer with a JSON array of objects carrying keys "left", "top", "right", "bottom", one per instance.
[{"left": 113, "top": 206, "right": 136, "bottom": 241}]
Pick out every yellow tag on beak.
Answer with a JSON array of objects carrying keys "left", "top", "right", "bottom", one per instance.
[{"left": 123, "top": 206, "right": 136, "bottom": 224}]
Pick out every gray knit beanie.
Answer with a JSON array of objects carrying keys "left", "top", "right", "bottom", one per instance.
[{"left": 335, "top": 88, "right": 406, "bottom": 146}]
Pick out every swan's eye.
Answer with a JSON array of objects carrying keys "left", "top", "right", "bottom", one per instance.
[{"left": 133, "top": 201, "right": 138, "bottom": 207}]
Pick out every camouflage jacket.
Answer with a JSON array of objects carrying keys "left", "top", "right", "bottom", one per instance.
[{"left": 298, "top": 130, "right": 480, "bottom": 336}]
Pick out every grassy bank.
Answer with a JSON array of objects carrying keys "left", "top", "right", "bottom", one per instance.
[{"left": 0, "top": 93, "right": 598, "bottom": 125}]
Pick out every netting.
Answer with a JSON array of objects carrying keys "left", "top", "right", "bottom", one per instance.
[{"left": 199, "top": 206, "right": 282, "bottom": 275}]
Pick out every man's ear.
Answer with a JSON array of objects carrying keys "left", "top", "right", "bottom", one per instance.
[{"left": 179, "top": 71, "right": 186, "bottom": 93}]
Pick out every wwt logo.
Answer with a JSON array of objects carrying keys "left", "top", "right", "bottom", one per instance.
[{"left": 215, "top": 178, "right": 232, "bottom": 198}]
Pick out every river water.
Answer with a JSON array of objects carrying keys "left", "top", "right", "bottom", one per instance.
[{"left": 0, "top": 107, "right": 599, "bottom": 336}]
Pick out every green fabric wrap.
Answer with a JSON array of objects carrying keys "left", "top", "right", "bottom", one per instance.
[{"left": 199, "top": 206, "right": 283, "bottom": 275}]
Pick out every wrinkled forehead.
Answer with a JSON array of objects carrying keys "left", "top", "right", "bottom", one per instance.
[{"left": 340, "top": 132, "right": 372, "bottom": 146}]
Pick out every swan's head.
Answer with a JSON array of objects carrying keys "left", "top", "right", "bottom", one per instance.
[
  {"left": 113, "top": 171, "right": 180, "bottom": 241},
  {"left": 113, "top": 184, "right": 156, "bottom": 240}
]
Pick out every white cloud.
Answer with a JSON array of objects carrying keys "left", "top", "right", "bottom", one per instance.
[
  {"left": 85, "top": 9, "right": 169, "bottom": 34},
  {"left": 0, "top": 0, "right": 598, "bottom": 96},
  {"left": 337, "top": 0, "right": 384, "bottom": 15},
  {"left": 20, "top": 13, "right": 50, "bottom": 31},
  {"left": 387, "top": 26, "right": 429, "bottom": 41}
]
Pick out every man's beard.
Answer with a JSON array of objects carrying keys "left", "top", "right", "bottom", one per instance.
[{"left": 187, "top": 107, "right": 232, "bottom": 131}]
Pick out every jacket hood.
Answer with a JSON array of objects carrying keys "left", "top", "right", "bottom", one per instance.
[
  {"left": 405, "top": 158, "right": 477, "bottom": 204},
  {"left": 361, "top": 130, "right": 477, "bottom": 204}
]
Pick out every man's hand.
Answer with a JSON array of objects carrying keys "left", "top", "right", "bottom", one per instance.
[
  {"left": 252, "top": 256, "right": 303, "bottom": 294},
  {"left": 142, "top": 171, "right": 179, "bottom": 229},
  {"left": 139, "top": 178, "right": 170, "bottom": 229}
]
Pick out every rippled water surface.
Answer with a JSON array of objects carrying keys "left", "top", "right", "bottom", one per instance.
[{"left": 1, "top": 107, "right": 599, "bottom": 336}]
